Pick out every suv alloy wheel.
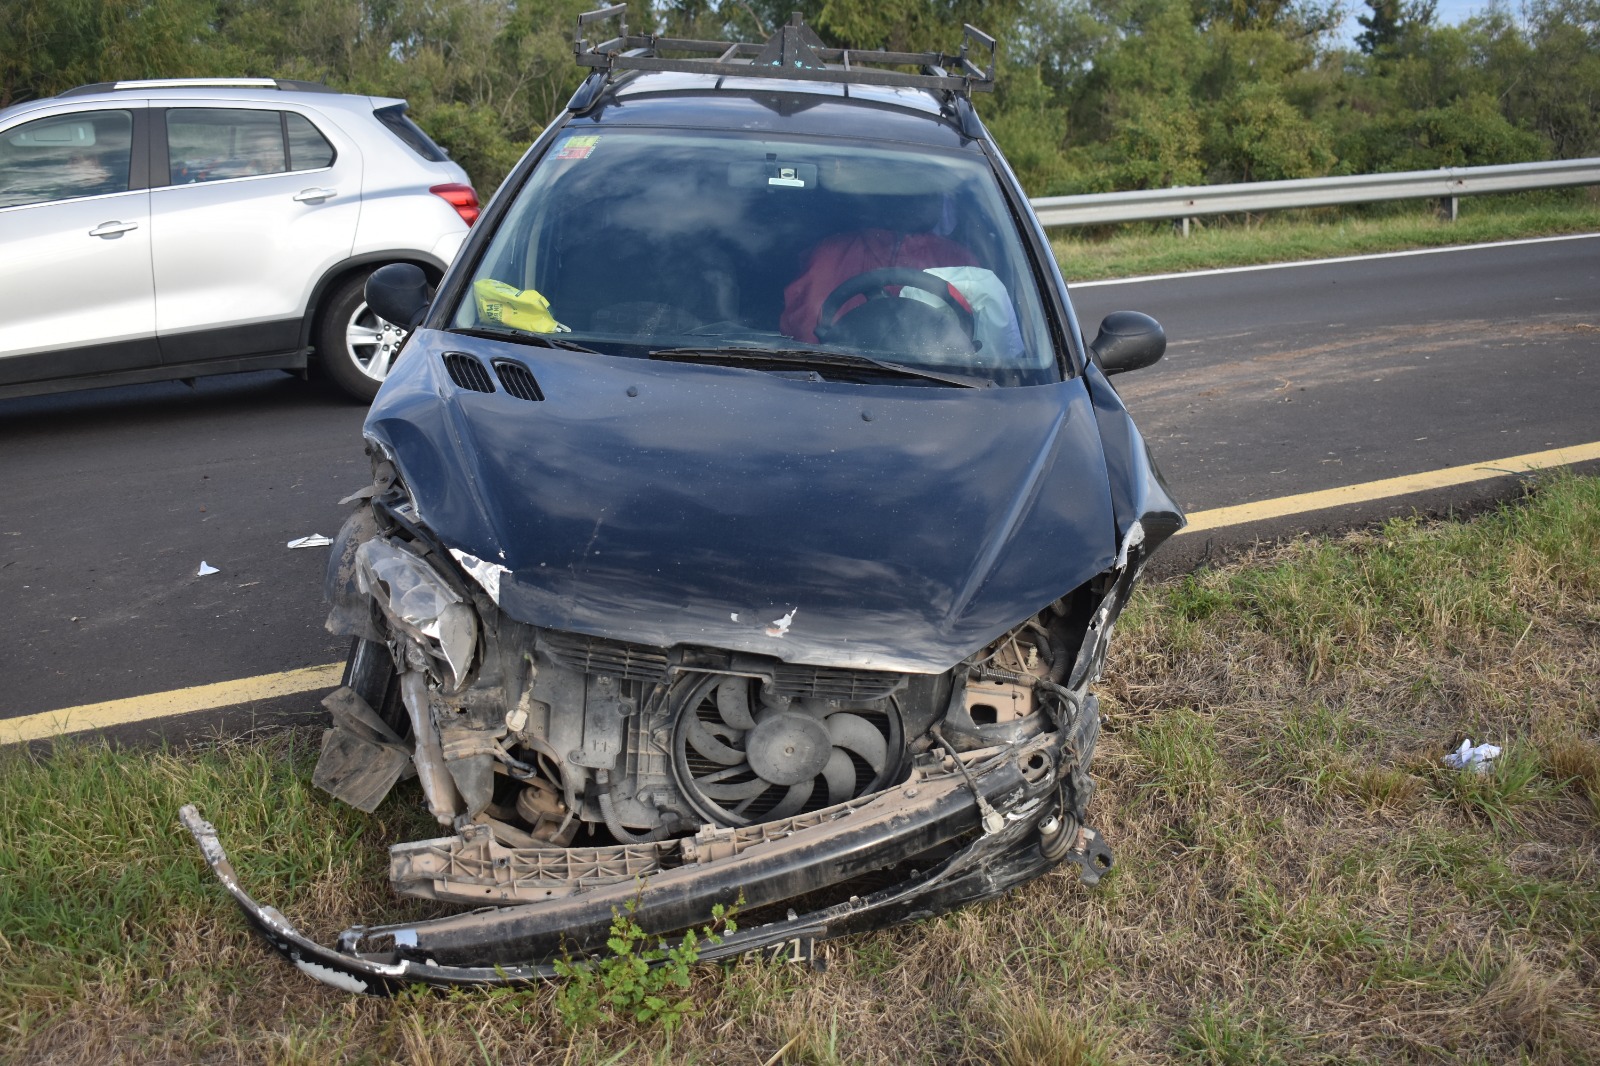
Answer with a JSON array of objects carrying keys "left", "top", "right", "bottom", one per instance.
[{"left": 318, "top": 270, "right": 411, "bottom": 402}]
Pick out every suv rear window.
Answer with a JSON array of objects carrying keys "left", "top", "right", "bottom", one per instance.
[{"left": 374, "top": 104, "right": 448, "bottom": 162}]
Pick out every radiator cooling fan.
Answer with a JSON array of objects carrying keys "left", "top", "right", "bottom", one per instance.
[{"left": 671, "top": 674, "right": 902, "bottom": 826}]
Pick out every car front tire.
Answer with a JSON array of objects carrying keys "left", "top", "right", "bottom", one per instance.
[
  {"left": 319, "top": 270, "right": 411, "bottom": 402},
  {"left": 343, "top": 636, "right": 410, "bottom": 738}
]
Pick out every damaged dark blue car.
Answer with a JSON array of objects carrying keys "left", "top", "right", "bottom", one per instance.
[{"left": 182, "top": 7, "right": 1183, "bottom": 992}]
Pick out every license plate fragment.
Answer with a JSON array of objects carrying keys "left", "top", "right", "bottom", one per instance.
[{"left": 736, "top": 935, "right": 818, "bottom": 968}]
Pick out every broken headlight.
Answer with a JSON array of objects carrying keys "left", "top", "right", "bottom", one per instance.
[{"left": 355, "top": 538, "right": 477, "bottom": 689}]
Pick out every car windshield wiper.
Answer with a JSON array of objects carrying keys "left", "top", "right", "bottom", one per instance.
[
  {"left": 648, "top": 346, "right": 988, "bottom": 389},
  {"left": 449, "top": 326, "right": 599, "bottom": 354}
]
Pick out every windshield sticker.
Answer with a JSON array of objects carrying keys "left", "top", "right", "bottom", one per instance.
[{"left": 554, "top": 134, "right": 599, "bottom": 160}]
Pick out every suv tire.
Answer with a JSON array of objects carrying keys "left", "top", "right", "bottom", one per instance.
[{"left": 319, "top": 270, "right": 411, "bottom": 402}]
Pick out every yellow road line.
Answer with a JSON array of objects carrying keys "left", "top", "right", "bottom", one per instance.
[
  {"left": 8, "top": 439, "right": 1600, "bottom": 744},
  {"left": 1179, "top": 441, "right": 1600, "bottom": 535},
  {"left": 2, "top": 662, "right": 343, "bottom": 745}
]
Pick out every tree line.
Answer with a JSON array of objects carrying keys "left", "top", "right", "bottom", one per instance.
[{"left": 4, "top": 0, "right": 1596, "bottom": 197}]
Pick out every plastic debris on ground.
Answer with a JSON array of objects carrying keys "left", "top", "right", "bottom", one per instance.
[
  {"left": 1443, "top": 738, "right": 1502, "bottom": 773},
  {"left": 287, "top": 534, "right": 334, "bottom": 549},
  {"left": 197, "top": 562, "right": 220, "bottom": 576}
]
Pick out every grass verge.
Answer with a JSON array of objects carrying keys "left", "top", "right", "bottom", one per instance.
[
  {"left": 4, "top": 475, "right": 1598, "bottom": 1064},
  {"left": 1053, "top": 194, "right": 1600, "bottom": 282}
]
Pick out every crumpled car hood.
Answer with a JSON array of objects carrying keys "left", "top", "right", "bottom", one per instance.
[{"left": 364, "top": 330, "right": 1122, "bottom": 672}]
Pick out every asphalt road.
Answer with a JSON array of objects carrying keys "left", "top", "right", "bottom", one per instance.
[
  {"left": 3, "top": 235, "right": 1597, "bottom": 725},
  {"left": 1075, "top": 236, "right": 1599, "bottom": 508}
]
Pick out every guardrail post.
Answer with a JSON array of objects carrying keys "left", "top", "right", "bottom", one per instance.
[{"left": 1449, "top": 195, "right": 1459, "bottom": 222}]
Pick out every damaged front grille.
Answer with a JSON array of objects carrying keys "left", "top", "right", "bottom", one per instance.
[
  {"left": 771, "top": 663, "right": 906, "bottom": 701},
  {"left": 540, "top": 630, "right": 671, "bottom": 682},
  {"left": 538, "top": 629, "right": 907, "bottom": 699},
  {"left": 537, "top": 627, "right": 908, "bottom": 701}
]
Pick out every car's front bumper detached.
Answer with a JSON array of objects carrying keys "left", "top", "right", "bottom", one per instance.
[{"left": 179, "top": 732, "right": 1112, "bottom": 993}]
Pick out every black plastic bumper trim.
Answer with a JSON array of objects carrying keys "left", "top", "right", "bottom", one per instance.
[{"left": 180, "top": 737, "right": 1095, "bottom": 991}]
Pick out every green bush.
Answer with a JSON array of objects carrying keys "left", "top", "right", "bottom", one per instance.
[
  {"left": 1, "top": 0, "right": 1589, "bottom": 197},
  {"left": 552, "top": 894, "right": 740, "bottom": 1034}
]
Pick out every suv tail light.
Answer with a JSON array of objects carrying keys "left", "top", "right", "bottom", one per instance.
[{"left": 430, "top": 183, "right": 479, "bottom": 226}]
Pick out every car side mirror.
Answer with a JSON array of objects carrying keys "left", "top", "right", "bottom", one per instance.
[
  {"left": 1090, "top": 311, "right": 1166, "bottom": 376},
  {"left": 365, "top": 264, "right": 433, "bottom": 330}
]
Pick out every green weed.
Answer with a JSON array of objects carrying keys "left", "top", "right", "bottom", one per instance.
[
  {"left": 1127, "top": 708, "right": 1224, "bottom": 810},
  {"left": 552, "top": 894, "right": 739, "bottom": 1034},
  {"left": 1174, "top": 1003, "right": 1295, "bottom": 1066}
]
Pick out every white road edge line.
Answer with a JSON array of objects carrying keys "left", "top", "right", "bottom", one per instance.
[{"left": 1069, "top": 231, "right": 1600, "bottom": 288}]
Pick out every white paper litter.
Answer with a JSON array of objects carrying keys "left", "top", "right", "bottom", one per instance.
[
  {"left": 197, "top": 562, "right": 219, "bottom": 576},
  {"left": 287, "top": 534, "right": 333, "bottom": 549},
  {"left": 1442, "top": 738, "right": 1501, "bottom": 773}
]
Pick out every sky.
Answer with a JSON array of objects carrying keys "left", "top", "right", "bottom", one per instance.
[
  {"left": 1332, "top": 0, "right": 1495, "bottom": 45},
  {"left": 1425, "top": 0, "right": 1494, "bottom": 21}
]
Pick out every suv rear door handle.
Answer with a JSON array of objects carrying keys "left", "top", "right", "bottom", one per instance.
[
  {"left": 88, "top": 220, "right": 139, "bottom": 238},
  {"left": 293, "top": 188, "right": 337, "bottom": 203}
]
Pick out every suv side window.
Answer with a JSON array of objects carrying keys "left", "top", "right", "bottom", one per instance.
[
  {"left": 167, "top": 108, "right": 288, "bottom": 184},
  {"left": 0, "top": 110, "right": 134, "bottom": 208},
  {"left": 285, "top": 112, "right": 335, "bottom": 170},
  {"left": 165, "top": 109, "right": 337, "bottom": 184}
]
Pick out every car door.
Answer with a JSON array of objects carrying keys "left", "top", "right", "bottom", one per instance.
[
  {"left": 0, "top": 105, "right": 157, "bottom": 388},
  {"left": 148, "top": 103, "right": 361, "bottom": 365}
]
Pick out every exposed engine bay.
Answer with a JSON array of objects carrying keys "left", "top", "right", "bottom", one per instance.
[
  {"left": 318, "top": 465, "right": 1123, "bottom": 902},
  {"left": 178, "top": 442, "right": 1164, "bottom": 992}
]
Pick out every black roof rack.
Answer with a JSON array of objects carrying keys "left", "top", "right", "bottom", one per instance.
[{"left": 572, "top": 5, "right": 995, "bottom": 98}]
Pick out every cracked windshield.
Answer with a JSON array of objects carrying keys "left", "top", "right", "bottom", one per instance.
[{"left": 453, "top": 128, "right": 1060, "bottom": 386}]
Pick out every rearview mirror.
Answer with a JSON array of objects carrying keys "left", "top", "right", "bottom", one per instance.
[
  {"left": 1090, "top": 311, "right": 1166, "bottom": 376},
  {"left": 365, "top": 264, "right": 432, "bottom": 330}
]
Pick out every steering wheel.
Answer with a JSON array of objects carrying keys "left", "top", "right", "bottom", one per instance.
[{"left": 814, "top": 267, "right": 976, "bottom": 344}]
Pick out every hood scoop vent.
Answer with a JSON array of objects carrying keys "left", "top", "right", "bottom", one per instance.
[
  {"left": 494, "top": 360, "right": 544, "bottom": 401},
  {"left": 443, "top": 352, "right": 495, "bottom": 393}
]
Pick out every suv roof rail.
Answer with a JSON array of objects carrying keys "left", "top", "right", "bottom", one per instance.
[
  {"left": 572, "top": 5, "right": 995, "bottom": 98},
  {"left": 57, "top": 78, "right": 338, "bottom": 98}
]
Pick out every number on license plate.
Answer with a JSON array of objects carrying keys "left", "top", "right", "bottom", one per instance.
[{"left": 737, "top": 935, "right": 817, "bottom": 967}]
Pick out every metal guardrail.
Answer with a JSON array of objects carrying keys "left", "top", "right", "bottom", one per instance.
[{"left": 1028, "top": 157, "right": 1600, "bottom": 229}]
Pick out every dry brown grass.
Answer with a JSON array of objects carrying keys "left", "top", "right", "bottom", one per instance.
[
  {"left": 4, "top": 477, "right": 1598, "bottom": 1064},
  {"left": 1540, "top": 731, "right": 1600, "bottom": 818}
]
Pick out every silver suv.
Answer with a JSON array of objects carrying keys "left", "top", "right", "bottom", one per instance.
[{"left": 0, "top": 78, "right": 475, "bottom": 402}]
